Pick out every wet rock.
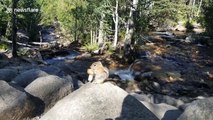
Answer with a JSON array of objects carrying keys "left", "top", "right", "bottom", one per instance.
[
  {"left": 40, "top": 65, "right": 64, "bottom": 76},
  {"left": 0, "top": 60, "right": 9, "bottom": 68},
  {"left": 40, "top": 83, "right": 158, "bottom": 120},
  {"left": 11, "top": 69, "right": 48, "bottom": 87},
  {"left": 125, "top": 81, "right": 142, "bottom": 93},
  {"left": 25, "top": 75, "right": 73, "bottom": 112},
  {"left": 177, "top": 97, "right": 213, "bottom": 120},
  {"left": 152, "top": 71, "right": 183, "bottom": 83},
  {"left": 0, "top": 53, "right": 8, "bottom": 60},
  {"left": 152, "top": 71, "right": 168, "bottom": 81},
  {"left": 55, "top": 62, "right": 73, "bottom": 75},
  {"left": 0, "top": 80, "right": 35, "bottom": 120},
  {"left": 0, "top": 68, "right": 18, "bottom": 82}
]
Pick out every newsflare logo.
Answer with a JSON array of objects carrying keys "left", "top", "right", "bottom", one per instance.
[{"left": 6, "top": 7, "right": 39, "bottom": 13}]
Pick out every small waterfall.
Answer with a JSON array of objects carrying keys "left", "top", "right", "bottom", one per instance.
[
  {"left": 44, "top": 51, "right": 79, "bottom": 64},
  {"left": 114, "top": 69, "right": 135, "bottom": 81}
]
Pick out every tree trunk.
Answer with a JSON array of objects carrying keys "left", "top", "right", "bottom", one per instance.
[
  {"left": 90, "top": 30, "right": 93, "bottom": 44},
  {"left": 124, "top": 0, "right": 138, "bottom": 45},
  {"left": 197, "top": 0, "right": 203, "bottom": 16},
  {"left": 12, "top": 0, "right": 18, "bottom": 58},
  {"left": 98, "top": 14, "right": 105, "bottom": 45},
  {"left": 113, "top": 0, "right": 119, "bottom": 48}
]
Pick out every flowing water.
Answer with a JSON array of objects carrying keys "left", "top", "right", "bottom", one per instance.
[{"left": 44, "top": 50, "right": 80, "bottom": 64}]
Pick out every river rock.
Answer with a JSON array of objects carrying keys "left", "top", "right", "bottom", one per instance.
[
  {"left": 0, "top": 60, "right": 9, "bottom": 68},
  {"left": 151, "top": 94, "right": 184, "bottom": 107},
  {"left": 40, "top": 83, "right": 158, "bottom": 120},
  {"left": 0, "top": 53, "right": 8, "bottom": 60},
  {"left": 177, "top": 97, "right": 213, "bottom": 120},
  {"left": 0, "top": 68, "right": 18, "bottom": 82},
  {"left": 131, "top": 93, "right": 184, "bottom": 108},
  {"left": 0, "top": 80, "right": 35, "bottom": 120},
  {"left": 142, "top": 101, "right": 182, "bottom": 120},
  {"left": 40, "top": 65, "right": 64, "bottom": 76},
  {"left": 11, "top": 69, "right": 48, "bottom": 87},
  {"left": 25, "top": 75, "right": 73, "bottom": 112}
]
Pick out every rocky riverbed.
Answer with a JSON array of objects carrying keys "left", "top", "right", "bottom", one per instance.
[{"left": 0, "top": 31, "right": 212, "bottom": 120}]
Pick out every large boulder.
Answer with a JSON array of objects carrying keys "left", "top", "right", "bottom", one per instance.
[
  {"left": 177, "top": 97, "right": 213, "bottom": 120},
  {"left": 131, "top": 93, "right": 184, "bottom": 108},
  {"left": 131, "top": 93, "right": 182, "bottom": 120},
  {"left": 141, "top": 101, "right": 182, "bottom": 120},
  {"left": 11, "top": 69, "right": 48, "bottom": 87},
  {"left": 0, "top": 80, "right": 36, "bottom": 120},
  {"left": 40, "top": 83, "right": 158, "bottom": 120},
  {"left": 0, "top": 68, "right": 18, "bottom": 82},
  {"left": 25, "top": 75, "right": 73, "bottom": 112}
]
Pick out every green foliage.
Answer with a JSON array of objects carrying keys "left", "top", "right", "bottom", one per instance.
[
  {"left": 0, "top": 42, "right": 9, "bottom": 51},
  {"left": 185, "top": 21, "right": 194, "bottom": 31},
  {"left": 0, "top": 0, "right": 10, "bottom": 36},
  {"left": 17, "top": 0, "right": 42, "bottom": 41},
  {"left": 81, "top": 43, "right": 99, "bottom": 52},
  {"left": 202, "top": 1, "right": 213, "bottom": 37},
  {"left": 149, "top": 0, "right": 188, "bottom": 28}
]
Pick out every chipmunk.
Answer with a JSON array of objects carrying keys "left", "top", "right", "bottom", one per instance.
[{"left": 87, "top": 61, "right": 109, "bottom": 84}]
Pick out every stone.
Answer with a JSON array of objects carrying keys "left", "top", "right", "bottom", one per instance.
[
  {"left": 40, "top": 83, "right": 158, "bottom": 120},
  {"left": 0, "top": 68, "right": 18, "bottom": 82},
  {"left": 142, "top": 101, "right": 182, "bottom": 120},
  {"left": 40, "top": 65, "right": 64, "bottom": 76},
  {"left": 0, "top": 53, "right": 8, "bottom": 60},
  {"left": 0, "top": 80, "right": 36, "bottom": 120},
  {"left": 151, "top": 94, "right": 184, "bottom": 107},
  {"left": 25, "top": 75, "right": 73, "bottom": 112},
  {"left": 177, "top": 97, "right": 213, "bottom": 120},
  {"left": 11, "top": 69, "right": 48, "bottom": 87}
]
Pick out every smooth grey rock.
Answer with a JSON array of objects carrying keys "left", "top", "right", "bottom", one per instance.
[
  {"left": 11, "top": 69, "right": 48, "bottom": 87},
  {"left": 131, "top": 93, "right": 184, "bottom": 107},
  {"left": 177, "top": 97, "right": 213, "bottom": 120},
  {"left": 0, "top": 68, "right": 18, "bottom": 82},
  {"left": 151, "top": 94, "right": 184, "bottom": 107},
  {"left": 0, "top": 80, "right": 35, "bottom": 120},
  {"left": 25, "top": 75, "right": 73, "bottom": 112},
  {"left": 141, "top": 101, "right": 182, "bottom": 120},
  {"left": 40, "top": 83, "right": 158, "bottom": 120},
  {"left": 130, "top": 93, "right": 152, "bottom": 102}
]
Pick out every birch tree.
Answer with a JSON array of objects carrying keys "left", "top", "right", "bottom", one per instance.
[
  {"left": 124, "top": 0, "right": 138, "bottom": 45},
  {"left": 112, "top": 0, "right": 119, "bottom": 48}
]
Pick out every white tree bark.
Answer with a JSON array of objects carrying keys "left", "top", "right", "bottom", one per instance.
[
  {"left": 124, "top": 0, "right": 138, "bottom": 45},
  {"left": 98, "top": 14, "right": 105, "bottom": 45},
  {"left": 196, "top": 0, "right": 203, "bottom": 16},
  {"left": 113, "top": 0, "right": 119, "bottom": 48}
]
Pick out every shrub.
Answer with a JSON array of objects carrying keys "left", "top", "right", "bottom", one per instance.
[
  {"left": 202, "top": 1, "right": 213, "bottom": 37},
  {"left": 81, "top": 43, "right": 99, "bottom": 52}
]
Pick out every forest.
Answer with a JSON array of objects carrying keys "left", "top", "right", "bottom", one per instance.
[{"left": 0, "top": 0, "right": 213, "bottom": 120}]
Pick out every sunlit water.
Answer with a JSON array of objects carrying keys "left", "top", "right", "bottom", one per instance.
[{"left": 44, "top": 51, "right": 79, "bottom": 64}]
